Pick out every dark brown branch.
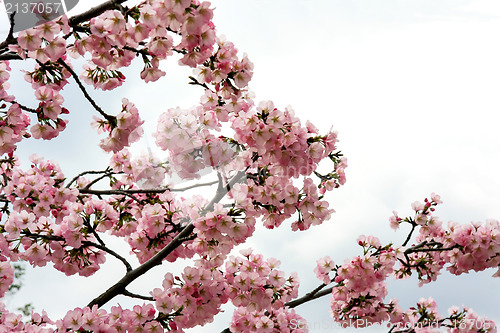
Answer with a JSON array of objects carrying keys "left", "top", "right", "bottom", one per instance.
[
  {"left": 87, "top": 171, "right": 246, "bottom": 308},
  {"left": 402, "top": 222, "right": 416, "bottom": 247},
  {"left": 13, "top": 102, "right": 37, "bottom": 114},
  {"left": 66, "top": 169, "right": 116, "bottom": 188},
  {"left": 23, "top": 232, "right": 132, "bottom": 272},
  {"left": 68, "top": 0, "right": 129, "bottom": 27},
  {"left": 286, "top": 284, "right": 335, "bottom": 308},
  {"left": 86, "top": 240, "right": 132, "bottom": 272},
  {"left": 404, "top": 241, "right": 460, "bottom": 255},
  {"left": 121, "top": 289, "right": 154, "bottom": 301},
  {"left": 57, "top": 58, "right": 115, "bottom": 123},
  {"left": 0, "top": 53, "right": 22, "bottom": 60},
  {"left": 0, "top": 12, "right": 17, "bottom": 51},
  {"left": 83, "top": 171, "right": 116, "bottom": 190},
  {"left": 78, "top": 180, "right": 219, "bottom": 196},
  {"left": 101, "top": 190, "right": 143, "bottom": 204}
]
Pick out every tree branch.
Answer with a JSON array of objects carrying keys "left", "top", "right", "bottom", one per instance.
[
  {"left": 83, "top": 171, "right": 117, "bottom": 190},
  {"left": 402, "top": 222, "right": 416, "bottom": 247},
  {"left": 172, "top": 180, "right": 219, "bottom": 192},
  {"left": 13, "top": 102, "right": 37, "bottom": 114},
  {"left": 286, "top": 284, "right": 335, "bottom": 309},
  {"left": 68, "top": 0, "right": 129, "bottom": 27},
  {"left": 86, "top": 240, "right": 132, "bottom": 272},
  {"left": 121, "top": 289, "right": 154, "bottom": 302},
  {"left": 23, "top": 232, "right": 132, "bottom": 272},
  {"left": 87, "top": 170, "right": 246, "bottom": 308},
  {"left": 66, "top": 169, "right": 116, "bottom": 188},
  {"left": 57, "top": 58, "right": 115, "bottom": 123},
  {"left": 78, "top": 180, "right": 219, "bottom": 196},
  {"left": 0, "top": 12, "right": 17, "bottom": 51}
]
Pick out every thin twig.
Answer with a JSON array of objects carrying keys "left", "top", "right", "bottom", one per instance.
[
  {"left": 402, "top": 222, "right": 416, "bottom": 247},
  {"left": 68, "top": 0, "right": 129, "bottom": 27},
  {"left": 66, "top": 169, "right": 116, "bottom": 188},
  {"left": 23, "top": 232, "right": 132, "bottom": 272},
  {"left": 110, "top": 190, "right": 142, "bottom": 204},
  {"left": 83, "top": 240, "right": 132, "bottom": 272},
  {"left": 83, "top": 171, "right": 116, "bottom": 190},
  {"left": 13, "top": 102, "right": 37, "bottom": 113},
  {"left": 57, "top": 58, "right": 115, "bottom": 123},
  {"left": 171, "top": 180, "right": 218, "bottom": 192},
  {"left": 121, "top": 289, "right": 154, "bottom": 301}
]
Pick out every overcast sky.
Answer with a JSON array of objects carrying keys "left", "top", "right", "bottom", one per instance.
[{"left": 1, "top": 0, "right": 500, "bottom": 332}]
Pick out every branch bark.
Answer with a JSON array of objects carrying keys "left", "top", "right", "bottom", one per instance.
[
  {"left": 57, "top": 58, "right": 115, "bottom": 123},
  {"left": 68, "top": 0, "right": 129, "bottom": 27}
]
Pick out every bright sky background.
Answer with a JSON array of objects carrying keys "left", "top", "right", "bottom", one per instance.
[{"left": 1, "top": 0, "right": 500, "bottom": 332}]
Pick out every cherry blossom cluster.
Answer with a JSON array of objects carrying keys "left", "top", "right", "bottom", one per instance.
[
  {"left": 0, "top": 103, "right": 31, "bottom": 156},
  {"left": 72, "top": 0, "right": 217, "bottom": 89},
  {"left": 0, "top": 261, "right": 14, "bottom": 298},
  {"left": 0, "top": 156, "right": 121, "bottom": 276},
  {"left": 191, "top": 203, "right": 255, "bottom": 264},
  {"left": 0, "top": 0, "right": 223, "bottom": 154},
  {"left": 222, "top": 101, "right": 343, "bottom": 231},
  {"left": 0, "top": 62, "right": 31, "bottom": 155},
  {"left": 92, "top": 98, "right": 144, "bottom": 153},
  {"left": 230, "top": 101, "right": 336, "bottom": 175},
  {"left": 150, "top": 264, "right": 226, "bottom": 330},
  {"left": 0, "top": 301, "right": 53, "bottom": 332},
  {"left": 192, "top": 36, "right": 254, "bottom": 96},
  {"left": 153, "top": 93, "right": 344, "bottom": 235},
  {"left": 56, "top": 304, "right": 161, "bottom": 332},
  {"left": 229, "top": 306, "right": 307, "bottom": 333},
  {"left": 110, "top": 148, "right": 167, "bottom": 188},
  {"left": 144, "top": 251, "right": 303, "bottom": 332},
  {"left": 0, "top": 61, "right": 11, "bottom": 101},
  {"left": 313, "top": 255, "right": 335, "bottom": 285},
  {"left": 391, "top": 298, "right": 497, "bottom": 333},
  {"left": 154, "top": 105, "right": 237, "bottom": 180},
  {"left": 225, "top": 249, "right": 300, "bottom": 311},
  {"left": 318, "top": 230, "right": 498, "bottom": 331},
  {"left": 122, "top": 191, "right": 197, "bottom": 264},
  {"left": 390, "top": 194, "right": 500, "bottom": 285},
  {"left": 1, "top": 155, "right": 77, "bottom": 221},
  {"left": 224, "top": 250, "right": 305, "bottom": 333},
  {"left": 30, "top": 86, "right": 69, "bottom": 140},
  {"left": 444, "top": 305, "right": 497, "bottom": 333},
  {"left": 15, "top": 20, "right": 69, "bottom": 63},
  {"left": 329, "top": 235, "right": 399, "bottom": 326},
  {"left": 444, "top": 219, "right": 500, "bottom": 276}
]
